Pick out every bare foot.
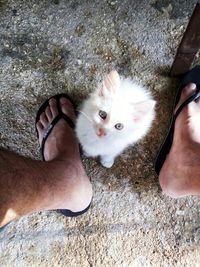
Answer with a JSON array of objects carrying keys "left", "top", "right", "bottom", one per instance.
[
  {"left": 159, "top": 83, "right": 200, "bottom": 198},
  {"left": 36, "top": 97, "right": 78, "bottom": 161}
]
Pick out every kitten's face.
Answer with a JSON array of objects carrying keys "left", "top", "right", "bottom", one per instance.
[
  {"left": 89, "top": 94, "right": 151, "bottom": 139},
  {"left": 87, "top": 70, "right": 155, "bottom": 139},
  {"left": 90, "top": 98, "right": 131, "bottom": 138}
]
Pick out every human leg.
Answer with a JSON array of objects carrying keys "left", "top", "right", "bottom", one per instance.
[
  {"left": 159, "top": 83, "right": 200, "bottom": 197},
  {"left": 0, "top": 97, "right": 92, "bottom": 227}
]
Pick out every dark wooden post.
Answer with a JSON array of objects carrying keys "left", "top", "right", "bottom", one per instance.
[{"left": 170, "top": 3, "right": 200, "bottom": 77}]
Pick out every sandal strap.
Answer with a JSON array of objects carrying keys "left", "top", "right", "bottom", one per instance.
[
  {"left": 174, "top": 86, "right": 200, "bottom": 120},
  {"left": 41, "top": 113, "right": 75, "bottom": 160}
]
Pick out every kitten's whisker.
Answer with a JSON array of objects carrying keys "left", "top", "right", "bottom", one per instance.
[{"left": 76, "top": 109, "right": 92, "bottom": 123}]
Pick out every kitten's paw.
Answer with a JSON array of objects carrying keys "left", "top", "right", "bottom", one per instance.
[{"left": 100, "top": 156, "right": 114, "bottom": 168}]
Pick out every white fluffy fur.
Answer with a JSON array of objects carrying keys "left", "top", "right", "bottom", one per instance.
[{"left": 75, "top": 70, "right": 156, "bottom": 168}]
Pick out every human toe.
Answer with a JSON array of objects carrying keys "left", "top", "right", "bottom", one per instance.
[
  {"left": 175, "top": 83, "right": 197, "bottom": 113},
  {"left": 40, "top": 112, "right": 48, "bottom": 127},
  {"left": 60, "top": 98, "right": 76, "bottom": 123},
  {"left": 45, "top": 106, "right": 53, "bottom": 121},
  {"left": 49, "top": 98, "right": 58, "bottom": 117}
]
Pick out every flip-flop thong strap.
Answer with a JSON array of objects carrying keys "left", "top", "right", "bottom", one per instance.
[
  {"left": 41, "top": 113, "right": 75, "bottom": 160},
  {"left": 174, "top": 86, "right": 200, "bottom": 121}
]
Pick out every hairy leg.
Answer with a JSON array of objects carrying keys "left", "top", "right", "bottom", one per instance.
[{"left": 0, "top": 98, "right": 92, "bottom": 227}]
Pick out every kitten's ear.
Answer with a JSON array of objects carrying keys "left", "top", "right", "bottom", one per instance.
[
  {"left": 133, "top": 99, "right": 156, "bottom": 121},
  {"left": 98, "top": 70, "right": 120, "bottom": 97}
]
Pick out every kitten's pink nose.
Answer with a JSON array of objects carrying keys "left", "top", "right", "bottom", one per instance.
[{"left": 97, "top": 128, "right": 106, "bottom": 137}]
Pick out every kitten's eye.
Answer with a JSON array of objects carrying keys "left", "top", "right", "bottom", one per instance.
[
  {"left": 99, "top": 110, "right": 107, "bottom": 120},
  {"left": 115, "top": 123, "right": 124, "bottom": 130}
]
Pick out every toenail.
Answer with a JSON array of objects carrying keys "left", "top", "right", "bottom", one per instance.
[
  {"left": 49, "top": 98, "right": 56, "bottom": 104},
  {"left": 182, "top": 83, "right": 196, "bottom": 95},
  {"left": 60, "top": 98, "right": 68, "bottom": 104},
  {"left": 188, "top": 83, "right": 196, "bottom": 90}
]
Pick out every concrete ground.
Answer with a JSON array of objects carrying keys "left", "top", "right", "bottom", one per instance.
[{"left": 0, "top": 0, "right": 200, "bottom": 266}]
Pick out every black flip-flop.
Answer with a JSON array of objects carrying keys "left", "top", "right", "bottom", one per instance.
[
  {"left": 35, "top": 93, "right": 75, "bottom": 160},
  {"left": 154, "top": 66, "right": 200, "bottom": 175},
  {"left": 36, "top": 94, "right": 91, "bottom": 217}
]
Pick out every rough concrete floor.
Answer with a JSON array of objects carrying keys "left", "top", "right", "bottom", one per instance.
[{"left": 0, "top": 0, "right": 200, "bottom": 266}]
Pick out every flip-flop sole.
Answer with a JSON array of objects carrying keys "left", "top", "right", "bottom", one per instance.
[{"left": 154, "top": 65, "right": 200, "bottom": 175}]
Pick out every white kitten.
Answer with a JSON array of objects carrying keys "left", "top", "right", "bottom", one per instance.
[{"left": 76, "top": 70, "right": 156, "bottom": 168}]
